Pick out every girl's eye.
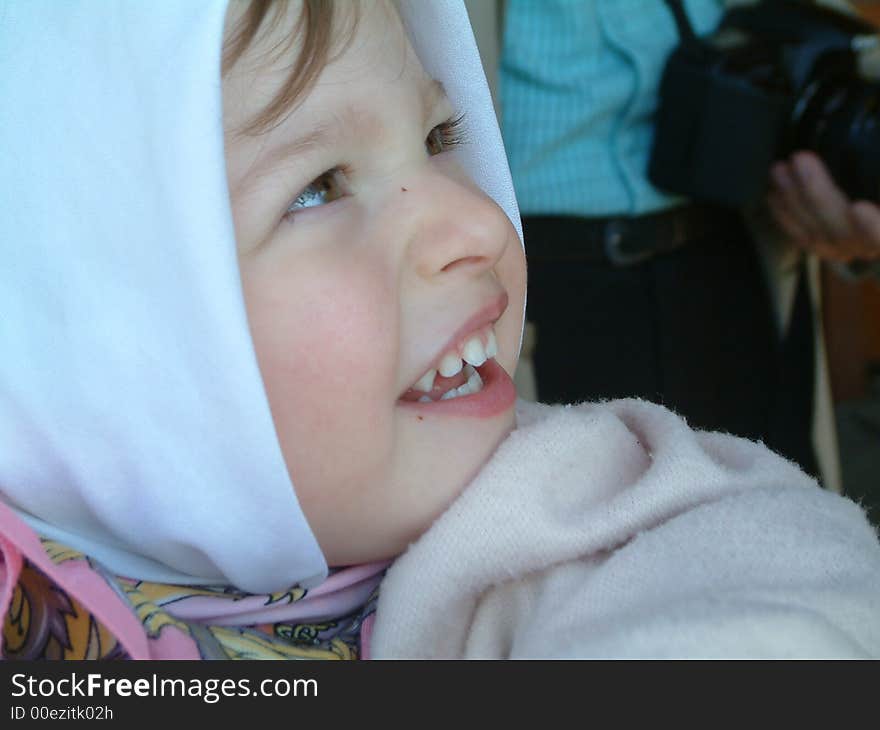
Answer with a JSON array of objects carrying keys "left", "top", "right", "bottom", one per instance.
[
  {"left": 284, "top": 168, "right": 349, "bottom": 219},
  {"left": 283, "top": 116, "right": 466, "bottom": 221},
  {"left": 425, "top": 114, "right": 466, "bottom": 156}
]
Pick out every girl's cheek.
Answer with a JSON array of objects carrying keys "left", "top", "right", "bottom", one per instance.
[
  {"left": 254, "top": 266, "right": 399, "bottom": 511},
  {"left": 257, "top": 255, "right": 398, "bottom": 407}
]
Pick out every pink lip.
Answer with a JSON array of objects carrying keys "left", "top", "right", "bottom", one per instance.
[{"left": 398, "top": 359, "right": 516, "bottom": 418}]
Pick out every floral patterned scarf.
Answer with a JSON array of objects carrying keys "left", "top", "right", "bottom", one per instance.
[{"left": 0, "top": 502, "right": 387, "bottom": 660}]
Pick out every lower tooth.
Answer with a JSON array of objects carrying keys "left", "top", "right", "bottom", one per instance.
[
  {"left": 467, "top": 370, "right": 483, "bottom": 390},
  {"left": 436, "top": 368, "right": 486, "bottom": 402},
  {"left": 418, "top": 395, "right": 432, "bottom": 403}
]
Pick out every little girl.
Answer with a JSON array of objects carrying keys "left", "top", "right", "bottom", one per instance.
[{"left": 1, "top": 0, "right": 878, "bottom": 660}]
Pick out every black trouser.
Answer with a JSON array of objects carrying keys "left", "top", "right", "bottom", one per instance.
[{"left": 523, "top": 212, "right": 819, "bottom": 477}]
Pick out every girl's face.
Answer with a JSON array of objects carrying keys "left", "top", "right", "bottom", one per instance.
[{"left": 222, "top": 1, "right": 526, "bottom": 565}]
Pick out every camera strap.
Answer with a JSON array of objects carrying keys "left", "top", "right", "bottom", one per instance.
[{"left": 663, "top": 0, "right": 699, "bottom": 47}]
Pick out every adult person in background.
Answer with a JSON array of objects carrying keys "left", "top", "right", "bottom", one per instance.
[{"left": 496, "top": 0, "right": 880, "bottom": 487}]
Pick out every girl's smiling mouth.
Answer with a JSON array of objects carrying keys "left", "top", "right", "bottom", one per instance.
[
  {"left": 398, "top": 359, "right": 516, "bottom": 417},
  {"left": 401, "top": 322, "right": 498, "bottom": 400},
  {"left": 398, "top": 292, "right": 515, "bottom": 417}
]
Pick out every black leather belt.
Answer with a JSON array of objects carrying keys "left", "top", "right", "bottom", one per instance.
[{"left": 523, "top": 205, "right": 728, "bottom": 266}]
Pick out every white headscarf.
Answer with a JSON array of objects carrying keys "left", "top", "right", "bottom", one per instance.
[{"left": 0, "top": 0, "right": 521, "bottom": 594}]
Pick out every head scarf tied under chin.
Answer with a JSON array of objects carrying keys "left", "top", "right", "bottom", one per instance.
[{"left": 0, "top": 0, "right": 522, "bottom": 595}]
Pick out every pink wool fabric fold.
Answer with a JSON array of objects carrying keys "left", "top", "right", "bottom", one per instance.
[{"left": 372, "top": 398, "right": 880, "bottom": 658}]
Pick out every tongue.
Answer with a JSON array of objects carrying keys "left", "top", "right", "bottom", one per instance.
[{"left": 400, "top": 368, "right": 471, "bottom": 403}]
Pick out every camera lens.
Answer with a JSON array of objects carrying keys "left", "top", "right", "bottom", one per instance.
[{"left": 791, "top": 58, "right": 880, "bottom": 202}]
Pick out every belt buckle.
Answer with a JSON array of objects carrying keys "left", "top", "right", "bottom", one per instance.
[{"left": 603, "top": 219, "right": 652, "bottom": 267}]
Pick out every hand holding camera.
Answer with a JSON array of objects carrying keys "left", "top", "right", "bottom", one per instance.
[
  {"left": 649, "top": 0, "right": 880, "bottom": 264},
  {"left": 768, "top": 150, "right": 880, "bottom": 263}
]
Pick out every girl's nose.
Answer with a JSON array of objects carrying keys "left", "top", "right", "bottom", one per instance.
[{"left": 402, "top": 161, "right": 516, "bottom": 281}]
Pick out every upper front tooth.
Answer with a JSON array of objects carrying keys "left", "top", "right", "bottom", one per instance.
[
  {"left": 414, "top": 368, "right": 437, "bottom": 392},
  {"left": 462, "top": 335, "right": 487, "bottom": 367},
  {"left": 485, "top": 330, "right": 498, "bottom": 359},
  {"left": 438, "top": 352, "right": 464, "bottom": 377}
]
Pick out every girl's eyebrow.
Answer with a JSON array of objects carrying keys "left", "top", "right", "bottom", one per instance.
[{"left": 244, "top": 78, "right": 449, "bottom": 182}]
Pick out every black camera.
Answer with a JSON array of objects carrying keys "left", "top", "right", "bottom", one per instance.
[{"left": 648, "top": 0, "right": 880, "bottom": 206}]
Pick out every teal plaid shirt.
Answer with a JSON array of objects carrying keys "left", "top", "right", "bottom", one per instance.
[{"left": 500, "top": 0, "right": 725, "bottom": 217}]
